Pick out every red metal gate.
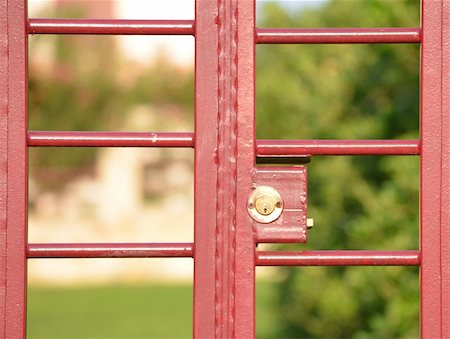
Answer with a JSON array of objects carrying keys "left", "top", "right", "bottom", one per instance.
[{"left": 1, "top": 0, "right": 449, "bottom": 337}]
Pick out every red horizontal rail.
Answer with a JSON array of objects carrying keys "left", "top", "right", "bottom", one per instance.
[
  {"left": 27, "top": 243, "right": 194, "bottom": 258},
  {"left": 256, "top": 28, "right": 421, "bottom": 44},
  {"left": 28, "top": 19, "right": 195, "bottom": 35},
  {"left": 257, "top": 139, "right": 420, "bottom": 156},
  {"left": 28, "top": 131, "right": 194, "bottom": 147},
  {"left": 28, "top": 132, "right": 419, "bottom": 157},
  {"left": 256, "top": 250, "right": 420, "bottom": 266}
]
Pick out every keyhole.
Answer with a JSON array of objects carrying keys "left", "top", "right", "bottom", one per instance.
[
  {"left": 256, "top": 199, "right": 275, "bottom": 216},
  {"left": 247, "top": 186, "right": 283, "bottom": 223}
]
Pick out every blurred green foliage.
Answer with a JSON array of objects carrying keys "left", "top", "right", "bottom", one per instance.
[{"left": 257, "top": 0, "right": 420, "bottom": 337}]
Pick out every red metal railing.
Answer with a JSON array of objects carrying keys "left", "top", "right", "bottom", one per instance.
[
  {"left": 256, "top": 27, "right": 421, "bottom": 44},
  {"left": 24, "top": 11, "right": 425, "bottom": 339},
  {"left": 27, "top": 243, "right": 194, "bottom": 258},
  {"left": 23, "top": 12, "right": 426, "bottom": 339},
  {"left": 27, "top": 131, "right": 194, "bottom": 148},
  {"left": 28, "top": 19, "right": 195, "bottom": 35},
  {"left": 257, "top": 139, "right": 420, "bottom": 156},
  {"left": 256, "top": 250, "right": 420, "bottom": 266},
  {"left": 28, "top": 131, "right": 420, "bottom": 156},
  {"left": 0, "top": 0, "right": 449, "bottom": 338}
]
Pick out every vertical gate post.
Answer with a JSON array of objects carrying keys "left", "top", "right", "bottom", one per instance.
[
  {"left": 0, "top": 0, "right": 28, "bottom": 337},
  {"left": 421, "top": 0, "right": 450, "bottom": 337},
  {"left": 194, "top": 0, "right": 256, "bottom": 337},
  {"left": 441, "top": 1, "right": 450, "bottom": 336},
  {"left": 234, "top": 1, "right": 256, "bottom": 337},
  {"left": 194, "top": 0, "right": 219, "bottom": 337}
]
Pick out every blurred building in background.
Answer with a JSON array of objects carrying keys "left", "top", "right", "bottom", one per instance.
[
  {"left": 55, "top": 0, "right": 114, "bottom": 17},
  {"left": 29, "top": 0, "right": 195, "bottom": 66},
  {"left": 28, "top": 0, "right": 195, "bottom": 285}
]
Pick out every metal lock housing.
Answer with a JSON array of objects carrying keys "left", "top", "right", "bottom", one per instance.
[{"left": 250, "top": 166, "right": 308, "bottom": 243}]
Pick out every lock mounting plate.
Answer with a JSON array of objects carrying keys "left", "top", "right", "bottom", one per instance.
[{"left": 250, "top": 166, "right": 308, "bottom": 243}]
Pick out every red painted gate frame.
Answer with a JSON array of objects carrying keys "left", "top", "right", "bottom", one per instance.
[{"left": 0, "top": 0, "right": 449, "bottom": 338}]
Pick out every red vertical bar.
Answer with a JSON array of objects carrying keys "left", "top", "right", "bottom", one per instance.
[
  {"left": 234, "top": 1, "right": 256, "bottom": 337},
  {"left": 6, "top": 0, "right": 27, "bottom": 336},
  {"left": 193, "top": 0, "right": 219, "bottom": 337},
  {"left": 421, "top": 0, "right": 445, "bottom": 337},
  {"left": 0, "top": 0, "right": 7, "bottom": 337},
  {"left": 194, "top": 0, "right": 256, "bottom": 337},
  {"left": 215, "top": 0, "right": 256, "bottom": 336},
  {"left": 441, "top": 0, "right": 450, "bottom": 337},
  {"left": 0, "top": 0, "right": 27, "bottom": 337}
]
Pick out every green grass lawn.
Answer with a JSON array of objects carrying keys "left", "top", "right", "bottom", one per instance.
[{"left": 27, "top": 281, "right": 279, "bottom": 339}]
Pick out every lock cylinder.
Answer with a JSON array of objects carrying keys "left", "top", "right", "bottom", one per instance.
[{"left": 247, "top": 185, "right": 283, "bottom": 223}]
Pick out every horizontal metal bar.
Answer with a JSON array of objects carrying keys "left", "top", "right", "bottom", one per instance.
[
  {"left": 27, "top": 243, "right": 194, "bottom": 258},
  {"left": 256, "top": 28, "right": 421, "bottom": 44},
  {"left": 28, "top": 19, "right": 195, "bottom": 35},
  {"left": 256, "top": 139, "right": 420, "bottom": 156},
  {"left": 256, "top": 250, "right": 420, "bottom": 266},
  {"left": 28, "top": 131, "right": 194, "bottom": 147},
  {"left": 28, "top": 133, "right": 419, "bottom": 157}
]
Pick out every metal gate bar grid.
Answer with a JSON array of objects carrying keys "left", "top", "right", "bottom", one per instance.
[
  {"left": 22, "top": 0, "right": 428, "bottom": 330},
  {"left": 0, "top": 0, "right": 448, "bottom": 337},
  {"left": 26, "top": 13, "right": 423, "bottom": 265}
]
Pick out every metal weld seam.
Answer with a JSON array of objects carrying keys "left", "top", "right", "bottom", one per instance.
[{"left": 215, "top": 0, "right": 238, "bottom": 337}]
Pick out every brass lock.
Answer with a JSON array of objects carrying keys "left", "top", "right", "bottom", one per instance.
[
  {"left": 247, "top": 185, "right": 283, "bottom": 223},
  {"left": 251, "top": 166, "right": 308, "bottom": 243}
]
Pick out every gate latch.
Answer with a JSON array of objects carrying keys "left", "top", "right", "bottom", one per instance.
[{"left": 249, "top": 166, "right": 309, "bottom": 243}]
